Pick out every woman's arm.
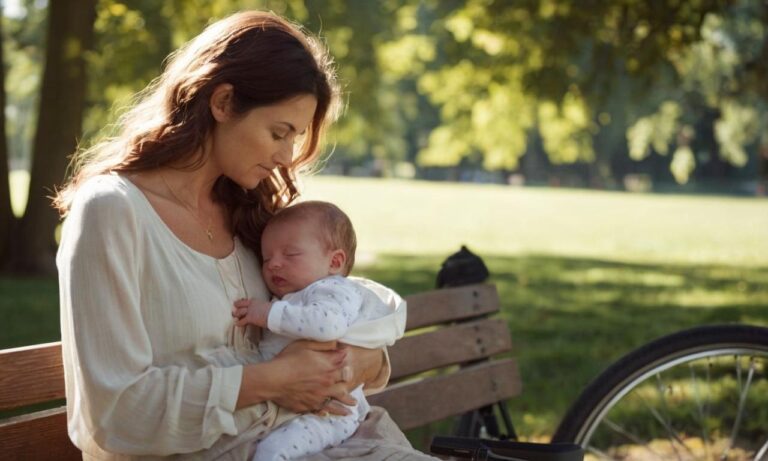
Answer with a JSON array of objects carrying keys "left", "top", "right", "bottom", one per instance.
[{"left": 59, "top": 182, "right": 247, "bottom": 455}]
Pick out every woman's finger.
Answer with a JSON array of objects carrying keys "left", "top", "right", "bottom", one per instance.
[
  {"left": 301, "top": 339, "right": 339, "bottom": 352},
  {"left": 330, "top": 385, "right": 357, "bottom": 407},
  {"left": 340, "top": 365, "right": 352, "bottom": 383},
  {"left": 323, "top": 399, "right": 351, "bottom": 417}
]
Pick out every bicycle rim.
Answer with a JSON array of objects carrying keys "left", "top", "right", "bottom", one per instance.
[{"left": 553, "top": 325, "right": 768, "bottom": 461}]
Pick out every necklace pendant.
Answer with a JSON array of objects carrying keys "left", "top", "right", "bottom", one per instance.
[{"left": 205, "top": 229, "right": 214, "bottom": 241}]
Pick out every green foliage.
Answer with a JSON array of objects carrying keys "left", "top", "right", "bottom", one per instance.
[
  {"left": 2, "top": 0, "right": 46, "bottom": 166},
  {"left": 383, "top": 0, "right": 767, "bottom": 182},
  {"left": 7, "top": 0, "right": 767, "bottom": 182}
]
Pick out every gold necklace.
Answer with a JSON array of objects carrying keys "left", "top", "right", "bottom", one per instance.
[{"left": 160, "top": 174, "right": 214, "bottom": 241}]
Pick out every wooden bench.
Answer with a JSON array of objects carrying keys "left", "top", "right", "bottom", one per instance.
[{"left": 0, "top": 283, "right": 520, "bottom": 459}]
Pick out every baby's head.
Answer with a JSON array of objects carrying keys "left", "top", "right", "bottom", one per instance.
[{"left": 260, "top": 201, "right": 357, "bottom": 298}]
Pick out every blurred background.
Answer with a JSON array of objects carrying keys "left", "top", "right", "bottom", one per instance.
[{"left": 1, "top": 0, "right": 767, "bottom": 447}]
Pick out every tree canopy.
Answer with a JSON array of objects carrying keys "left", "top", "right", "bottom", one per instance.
[{"left": 2, "top": 0, "right": 766, "bottom": 273}]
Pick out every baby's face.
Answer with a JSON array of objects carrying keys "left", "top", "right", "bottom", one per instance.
[{"left": 261, "top": 220, "right": 336, "bottom": 298}]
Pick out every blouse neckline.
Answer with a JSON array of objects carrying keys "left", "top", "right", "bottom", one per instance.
[{"left": 114, "top": 174, "right": 239, "bottom": 263}]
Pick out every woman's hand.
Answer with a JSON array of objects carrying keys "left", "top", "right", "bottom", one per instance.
[
  {"left": 339, "top": 344, "right": 386, "bottom": 390},
  {"left": 237, "top": 340, "right": 356, "bottom": 415}
]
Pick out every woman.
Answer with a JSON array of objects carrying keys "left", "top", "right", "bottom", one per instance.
[{"left": 55, "top": 11, "right": 434, "bottom": 460}]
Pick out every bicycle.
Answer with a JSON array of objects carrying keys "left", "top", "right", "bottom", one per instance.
[
  {"left": 551, "top": 323, "right": 768, "bottom": 461},
  {"left": 434, "top": 323, "right": 768, "bottom": 461}
]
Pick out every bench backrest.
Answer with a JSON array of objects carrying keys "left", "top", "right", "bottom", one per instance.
[
  {"left": 0, "top": 283, "right": 520, "bottom": 459},
  {"left": 368, "top": 283, "right": 521, "bottom": 429}
]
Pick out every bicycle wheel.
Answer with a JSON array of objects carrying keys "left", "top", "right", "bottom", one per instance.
[{"left": 552, "top": 324, "right": 768, "bottom": 460}]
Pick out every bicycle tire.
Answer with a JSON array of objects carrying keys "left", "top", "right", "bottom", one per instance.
[{"left": 551, "top": 324, "right": 768, "bottom": 459}]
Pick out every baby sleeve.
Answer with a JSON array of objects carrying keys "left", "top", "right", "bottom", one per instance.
[{"left": 266, "top": 277, "right": 363, "bottom": 342}]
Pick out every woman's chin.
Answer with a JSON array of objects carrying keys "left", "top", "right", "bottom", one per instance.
[{"left": 228, "top": 176, "right": 263, "bottom": 190}]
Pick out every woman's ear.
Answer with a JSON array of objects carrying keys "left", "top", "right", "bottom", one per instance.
[
  {"left": 329, "top": 249, "right": 347, "bottom": 275},
  {"left": 210, "top": 83, "right": 234, "bottom": 122}
]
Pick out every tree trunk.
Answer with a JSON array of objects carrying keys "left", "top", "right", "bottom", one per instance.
[
  {"left": 8, "top": 0, "right": 97, "bottom": 274},
  {"left": 0, "top": 4, "right": 19, "bottom": 268}
]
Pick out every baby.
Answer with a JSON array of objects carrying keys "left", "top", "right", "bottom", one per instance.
[{"left": 233, "top": 200, "right": 406, "bottom": 461}]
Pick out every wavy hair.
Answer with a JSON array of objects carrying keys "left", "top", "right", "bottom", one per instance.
[{"left": 54, "top": 11, "right": 340, "bottom": 251}]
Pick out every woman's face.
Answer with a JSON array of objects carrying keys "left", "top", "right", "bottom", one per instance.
[{"left": 209, "top": 90, "right": 318, "bottom": 189}]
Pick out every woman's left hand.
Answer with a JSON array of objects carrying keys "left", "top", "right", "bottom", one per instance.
[{"left": 337, "top": 344, "right": 385, "bottom": 390}]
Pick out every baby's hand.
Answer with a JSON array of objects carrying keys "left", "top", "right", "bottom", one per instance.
[{"left": 232, "top": 298, "right": 271, "bottom": 328}]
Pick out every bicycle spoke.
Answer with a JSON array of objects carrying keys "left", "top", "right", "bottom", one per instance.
[
  {"left": 585, "top": 444, "right": 622, "bottom": 461},
  {"left": 689, "top": 361, "right": 711, "bottom": 461},
  {"left": 721, "top": 356, "right": 756, "bottom": 461},
  {"left": 652, "top": 374, "right": 694, "bottom": 460},
  {"left": 753, "top": 437, "right": 768, "bottom": 461},
  {"left": 603, "top": 418, "right": 664, "bottom": 459}
]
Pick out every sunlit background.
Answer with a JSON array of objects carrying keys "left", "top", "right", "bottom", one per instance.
[{"left": 1, "top": 0, "right": 767, "bottom": 448}]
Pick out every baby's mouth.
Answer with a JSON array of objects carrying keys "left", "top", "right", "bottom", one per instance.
[{"left": 271, "top": 276, "right": 286, "bottom": 286}]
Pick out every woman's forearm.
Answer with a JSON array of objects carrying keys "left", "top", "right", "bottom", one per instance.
[{"left": 236, "top": 361, "right": 281, "bottom": 409}]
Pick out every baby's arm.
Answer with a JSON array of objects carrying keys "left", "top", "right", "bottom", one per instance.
[
  {"left": 232, "top": 298, "right": 271, "bottom": 328},
  {"left": 269, "top": 278, "right": 364, "bottom": 342}
]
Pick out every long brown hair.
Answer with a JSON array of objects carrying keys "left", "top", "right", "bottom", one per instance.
[{"left": 54, "top": 11, "right": 340, "bottom": 250}]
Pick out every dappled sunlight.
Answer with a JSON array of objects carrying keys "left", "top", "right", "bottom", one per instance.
[
  {"left": 302, "top": 176, "right": 768, "bottom": 267},
  {"left": 557, "top": 267, "right": 687, "bottom": 288},
  {"left": 584, "top": 354, "right": 768, "bottom": 460},
  {"left": 9, "top": 169, "right": 29, "bottom": 217},
  {"left": 352, "top": 252, "right": 768, "bottom": 441}
]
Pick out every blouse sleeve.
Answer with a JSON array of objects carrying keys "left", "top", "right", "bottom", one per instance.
[{"left": 57, "top": 182, "right": 244, "bottom": 455}]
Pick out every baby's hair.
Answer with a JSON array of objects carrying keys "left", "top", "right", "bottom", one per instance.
[{"left": 266, "top": 200, "right": 357, "bottom": 275}]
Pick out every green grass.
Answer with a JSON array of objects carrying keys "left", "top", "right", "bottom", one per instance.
[
  {"left": 3, "top": 174, "right": 768, "bottom": 448},
  {"left": 301, "top": 176, "right": 768, "bottom": 266}
]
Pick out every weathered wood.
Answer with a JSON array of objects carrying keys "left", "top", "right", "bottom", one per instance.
[
  {"left": 0, "top": 282, "right": 518, "bottom": 457},
  {"left": 369, "top": 359, "right": 521, "bottom": 431},
  {"left": 0, "top": 407, "right": 80, "bottom": 461},
  {"left": 403, "top": 283, "right": 499, "bottom": 330},
  {"left": 0, "top": 342, "right": 64, "bottom": 412},
  {"left": 389, "top": 318, "right": 513, "bottom": 380}
]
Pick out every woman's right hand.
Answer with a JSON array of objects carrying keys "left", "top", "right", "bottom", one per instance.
[{"left": 241, "top": 340, "right": 356, "bottom": 415}]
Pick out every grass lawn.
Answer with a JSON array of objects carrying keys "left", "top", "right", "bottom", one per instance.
[{"left": 3, "top": 173, "right": 768, "bottom": 447}]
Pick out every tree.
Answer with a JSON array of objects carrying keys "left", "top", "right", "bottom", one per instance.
[
  {"left": 1, "top": 0, "right": 97, "bottom": 273},
  {"left": 0, "top": 5, "right": 11, "bottom": 261},
  {"left": 388, "top": 0, "right": 766, "bottom": 186}
]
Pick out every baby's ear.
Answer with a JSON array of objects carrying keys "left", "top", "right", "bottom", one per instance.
[{"left": 329, "top": 249, "right": 347, "bottom": 275}]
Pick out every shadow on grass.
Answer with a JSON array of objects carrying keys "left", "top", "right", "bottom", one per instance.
[
  {"left": 356, "top": 253, "right": 768, "bottom": 448},
  {"left": 2, "top": 254, "right": 767, "bottom": 450}
]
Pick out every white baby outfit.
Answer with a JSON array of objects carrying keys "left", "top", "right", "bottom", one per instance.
[{"left": 251, "top": 275, "right": 407, "bottom": 461}]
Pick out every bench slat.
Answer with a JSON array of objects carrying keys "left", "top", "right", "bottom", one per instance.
[
  {"left": 368, "top": 359, "right": 522, "bottom": 431},
  {"left": 0, "top": 342, "right": 65, "bottom": 412},
  {"left": 389, "top": 318, "right": 513, "bottom": 380},
  {"left": 403, "top": 283, "right": 499, "bottom": 330},
  {"left": 0, "top": 406, "right": 80, "bottom": 461}
]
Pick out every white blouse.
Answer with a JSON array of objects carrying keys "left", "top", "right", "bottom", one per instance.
[{"left": 57, "top": 174, "right": 277, "bottom": 460}]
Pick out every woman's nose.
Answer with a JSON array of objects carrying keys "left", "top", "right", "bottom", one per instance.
[{"left": 273, "top": 145, "right": 293, "bottom": 168}]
